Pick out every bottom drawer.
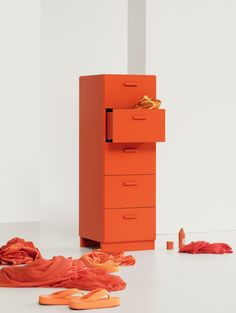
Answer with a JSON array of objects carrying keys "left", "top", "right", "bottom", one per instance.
[{"left": 104, "top": 207, "right": 156, "bottom": 243}]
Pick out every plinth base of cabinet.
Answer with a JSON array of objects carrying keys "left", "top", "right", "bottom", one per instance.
[
  {"left": 80, "top": 237, "right": 155, "bottom": 251},
  {"left": 80, "top": 237, "right": 100, "bottom": 248}
]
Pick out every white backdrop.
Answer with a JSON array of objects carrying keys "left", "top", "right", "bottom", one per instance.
[
  {"left": 40, "top": 0, "right": 127, "bottom": 221},
  {"left": 1, "top": 0, "right": 236, "bottom": 234},
  {"left": 0, "top": 0, "right": 40, "bottom": 223},
  {"left": 146, "top": 0, "right": 236, "bottom": 233}
]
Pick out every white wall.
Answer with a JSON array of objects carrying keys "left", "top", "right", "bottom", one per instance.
[
  {"left": 0, "top": 0, "right": 40, "bottom": 223},
  {"left": 4, "top": 0, "right": 233, "bottom": 233},
  {"left": 146, "top": 0, "right": 236, "bottom": 233},
  {"left": 40, "top": 0, "right": 127, "bottom": 220}
]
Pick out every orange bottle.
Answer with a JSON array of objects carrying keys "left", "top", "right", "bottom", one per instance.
[{"left": 178, "top": 228, "right": 185, "bottom": 249}]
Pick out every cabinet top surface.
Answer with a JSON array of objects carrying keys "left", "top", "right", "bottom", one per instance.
[{"left": 79, "top": 74, "right": 156, "bottom": 79}]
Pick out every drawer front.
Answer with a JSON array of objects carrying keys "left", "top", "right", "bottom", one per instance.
[
  {"left": 105, "top": 175, "right": 156, "bottom": 208},
  {"left": 104, "top": 75, "right": 156, "bottom": 109},
  {"left": 105, "top": 143, "right": 156, "bottom": 175},
  {"left": 104, "top": 207, "right": 156, "bottom": 242},
  {"left": 106, "top": 109, "right": 165, "bottom": 143}
]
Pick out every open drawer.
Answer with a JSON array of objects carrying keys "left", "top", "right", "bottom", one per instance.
[{"left": 106, "top": 109, "right": 165, "bottom": 143}]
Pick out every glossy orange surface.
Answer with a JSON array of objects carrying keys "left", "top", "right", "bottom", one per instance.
[
  {"left": 104, "top": 142, "right": 156, "bottom": 175},
  {"left": 104, "top": 75, "right": 156, "bottom": 108},
  {"left": 104, "top": 207, "right": 156, "bottom": 243},
  {"left": 105, "top": 174, "right": 156, "bottom": 208},
  {"left": 107, "top": 109, "right": 165, "bottom": 143},
  {"left": 79, "top": 74, "right": 165, "bottom": 251}
]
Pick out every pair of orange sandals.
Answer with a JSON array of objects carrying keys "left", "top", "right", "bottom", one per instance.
[{"left": 39, "top": 288, "right": 119, "bottom": 310}]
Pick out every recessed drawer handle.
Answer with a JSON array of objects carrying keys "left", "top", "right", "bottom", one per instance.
[
  {"left": 123, "top": 148, "right": 138, "bottom": 153},
  {"left": 123, "top": 181, "right": 137, "bottom": 186},
  {"left": 124, "top": 214, "right": 137, "bottom": 220},
  {"left": 124, "top": 82, "right": 138, "bottom": 87},
  {"left": 133, "top": 115, "right": 147, "bottom": 120}
]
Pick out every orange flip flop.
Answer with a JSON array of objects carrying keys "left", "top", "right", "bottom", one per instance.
[
  {"left": 39, "top": 289, "right": 85, "bottom": 305},
  {"left": 69, "top": 288, "right": 120, "bottom": 310}
]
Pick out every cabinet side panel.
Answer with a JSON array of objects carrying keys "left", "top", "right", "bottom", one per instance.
[{"left": 79, "top": 76, "right": 104, "bottom": 241}]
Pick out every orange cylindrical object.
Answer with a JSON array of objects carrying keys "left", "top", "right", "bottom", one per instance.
[
  {"left": 178, "top": 228, "right": 185, "bottom": 249},
  {"left": 166, "top": 241, "right": 174, "bottom": 250}
]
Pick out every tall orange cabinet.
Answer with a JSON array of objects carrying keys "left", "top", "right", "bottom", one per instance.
[{"left": 79, "top": 74, "right": 165, "bottom": 251}]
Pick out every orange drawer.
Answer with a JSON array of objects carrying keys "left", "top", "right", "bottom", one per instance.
[
  {"left": 105, "top": 143, "right": 156, "bottom": 175},
  {"left": 105, "top": 174, "right": 155, "bottom": 208},
  {"left": 104, "top": 75, "right": 156, "bottom": 109},
  {"left": 104, "top": 207, "right": 156, "bottom": 242},
  {"left": 106, "top": 109, "right": 165, "bottom": 143}
]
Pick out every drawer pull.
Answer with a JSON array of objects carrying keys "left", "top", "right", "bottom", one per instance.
[
  {"left": 123, "top": 148, "right": 138, "bottom": 153},
  {"left": 124, "top": 82, "right": 138, "bottom": 87},
  {"left": 123, "top": 181, "right": 137, "bottom": 186},
  {"left": 124, "top": 214, "right": 137, "bottom": 220},
  {"left": 133, "top": 115, "right": 147, "bottom": 120}
]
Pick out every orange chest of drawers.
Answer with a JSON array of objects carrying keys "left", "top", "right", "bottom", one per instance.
[{"left": 79, "top": 74, "right": 165, "bottom": 251}]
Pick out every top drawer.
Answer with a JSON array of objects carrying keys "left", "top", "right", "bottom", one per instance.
[
  {"left": 104, "top": 75, "right": 156, "bottom": 108},
  {"left": 106, "top": 109, "right": 165, "bottom": 143}
]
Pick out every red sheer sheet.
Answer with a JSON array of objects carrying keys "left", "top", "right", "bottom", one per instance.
[
  {"left": 80, "top": 249, "right": 135, "bottom": 272},
  {"left": 179, "top": 241, "right": 233, "bottom": 254},
  {"left": 0, "top": 237, "right": 41, "bottom": 265},
  {"left": 0, "top": 256, "right": 126, "bottom": 291}
]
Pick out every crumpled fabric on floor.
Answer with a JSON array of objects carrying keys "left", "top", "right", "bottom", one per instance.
[
  {"left": 134, "top": 95, "right": 161, "bottom": 109},
  {"left": 0, "top": 237, "right": 41, "bottom": 265},
  {"left": 0, "top": 256, "right": 126, "bottom": 291},
  {"left": 80, "top": 249, "right": 135, "bottom": 272},
  {"left": 179, "top": 241, "right": 233, "bottom": 254}
]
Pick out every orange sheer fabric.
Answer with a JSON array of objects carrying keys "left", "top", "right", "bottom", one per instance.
[
  {"left": 179, "top": 241, "right": 233, "bottom": 254},
  {"left": 0, "top": 237, "right": 41, "bottom": 265},
  {"left": 80, "top": 249, "right": 136, "bottom": 272},
  {"left": 0, "top": 256, "right": 126, "bottom": 291}
]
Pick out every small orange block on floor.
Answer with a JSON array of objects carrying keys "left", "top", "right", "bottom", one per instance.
[{"left": 166, "top": 241, "right": 174, "bottom": 250}]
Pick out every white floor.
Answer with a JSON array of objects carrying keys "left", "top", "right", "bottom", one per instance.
[{"left": 0, "top": 222, "right": 235, "bottom": 313}]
